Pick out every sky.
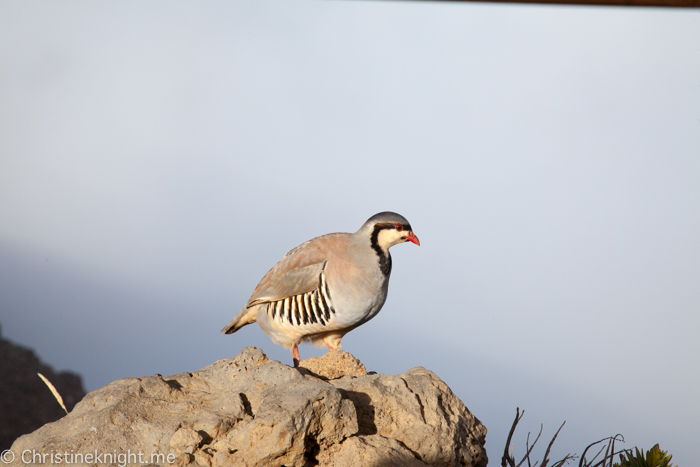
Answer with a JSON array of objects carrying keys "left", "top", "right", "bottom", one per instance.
[{"left": 1, "top": 1, "right": 699, "bottom": 465}]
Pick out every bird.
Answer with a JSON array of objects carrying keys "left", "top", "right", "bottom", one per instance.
[{"left": 221, "top": 211, "right": 420, "bottom": 367}]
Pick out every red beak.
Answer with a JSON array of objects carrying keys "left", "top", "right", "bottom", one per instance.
[{"left": 405, "top": 231, "right": 420, "bottom": 246}]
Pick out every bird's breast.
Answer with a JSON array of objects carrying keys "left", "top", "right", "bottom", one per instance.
[{"left": 324, "top": 259, "right": 389, "bottom": 326}]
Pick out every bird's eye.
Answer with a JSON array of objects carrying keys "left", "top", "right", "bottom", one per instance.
[{"left": 395, "top": 224, "right": 404, "bottom": 232}]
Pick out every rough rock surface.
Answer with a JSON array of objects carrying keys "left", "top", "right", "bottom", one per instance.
[
  {"left": 10, "top": 347, "right": 487, "bottom": 467},
  {"left": 298, "top": 349, "right": 367, "bottom": 380},
  {"left": 0, "top": 322, "right": 85, "bottom": 450}
]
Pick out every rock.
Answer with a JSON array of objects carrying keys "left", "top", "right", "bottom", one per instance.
[
  {"left": 333, "top": 367, "right": 486, "bottom": 466},
  {"left": 0, "top": 322, "right": 86, "bottom": 450},
  {"left": 298, "top": 349, "right": 366, "bottom": 380},
  {"left": 318, "top": 435, "right": 427, "bottom": 467},
  {"left": 9, "top": 347, "right": 487, "bottom": 467}
]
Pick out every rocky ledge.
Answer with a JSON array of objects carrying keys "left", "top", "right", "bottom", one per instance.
[{"left": 10, "top": 347, "right": 487, "bottom": 467}]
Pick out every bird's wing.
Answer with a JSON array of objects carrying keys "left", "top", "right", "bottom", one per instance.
[{"left": 245, "top": 238, "right": 330, "bottom": 307}]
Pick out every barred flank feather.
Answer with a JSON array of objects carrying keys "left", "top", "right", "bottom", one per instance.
[{"left": 267, "top": 272, "right": 336, "bottom": 327}]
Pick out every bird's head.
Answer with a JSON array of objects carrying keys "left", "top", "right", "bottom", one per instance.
[{"left": 361, "top": 211, "right": 420, "bottom": 253}]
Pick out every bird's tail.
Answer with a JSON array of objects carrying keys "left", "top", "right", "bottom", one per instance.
[{"left": 220, "top": 305, "right": 260, "bottom": 334}]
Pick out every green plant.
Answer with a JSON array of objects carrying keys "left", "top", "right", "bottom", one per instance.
[
  {"left": 501, "top": 408, "right": 678, "bottom": 467},
  {"left": 614, "top": 444, "right": 675, "bottom": 467}
]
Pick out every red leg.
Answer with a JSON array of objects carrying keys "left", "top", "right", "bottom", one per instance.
[{"left": 292, "top": 345, "right": 301, "bottom": 367}]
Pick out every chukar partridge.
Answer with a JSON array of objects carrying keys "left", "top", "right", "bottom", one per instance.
[{"left": 221, "top": 211, "right": 419, "bottom": 366}]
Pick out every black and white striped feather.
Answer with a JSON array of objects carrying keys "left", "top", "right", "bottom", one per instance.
[{"left": 267, "top": 270, "right": 335, "bottom": 327}]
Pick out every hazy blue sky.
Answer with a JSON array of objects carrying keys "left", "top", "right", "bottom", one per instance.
[{"left": 1, "top": 1, "right": 699, "bottom": 465}]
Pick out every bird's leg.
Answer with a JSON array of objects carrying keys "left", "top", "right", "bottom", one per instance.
[
  {"left": 292, "top": 345, "right": 301, "bottom": 367},
  {"left": 324, "top": 334, "right": 342, "bottom": 352}
]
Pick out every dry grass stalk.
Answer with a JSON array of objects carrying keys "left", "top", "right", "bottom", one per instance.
[{"left": 38, "top": 373, "right": 68, "bottom": 414}]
